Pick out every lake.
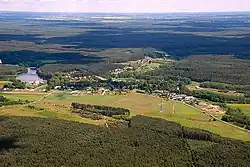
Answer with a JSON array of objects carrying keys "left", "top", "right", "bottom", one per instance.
[{"left": 17, "top": 67, "right": 44, "bottom": 84}]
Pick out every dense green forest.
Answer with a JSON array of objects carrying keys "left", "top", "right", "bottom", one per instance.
[
  {"left": 1, "top": 116, "right": 250, "bottom": 167},
  {"left": 165, "top": 55, "right": 250, "bottom": 85},
  {"left": 0, "top": 50, "right": 102, "bottom": 67},
  {"left": 45, "top": 30, "right": 250, "bottom": 59},
  {"left": 37, "top": 63, "right": 123, "bottom": 80}
]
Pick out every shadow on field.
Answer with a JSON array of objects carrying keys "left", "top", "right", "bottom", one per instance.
[
  {"left": 0, "top": 117, "right": 21, "bottom": 152},
  {"left": 0, "top": 136, "right": 20, "bottom": 152}
]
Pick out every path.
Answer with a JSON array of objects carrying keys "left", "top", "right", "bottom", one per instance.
[
  {"left": 34, "top": 84, "right": 47, "bottom": 91},
  {"left": 28, "top": 90, "right": 55, "bottom": 105}
]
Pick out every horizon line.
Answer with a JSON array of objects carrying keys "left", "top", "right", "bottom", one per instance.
[{"left": 0, "top": 10, "right": 250, "bottom": 14}]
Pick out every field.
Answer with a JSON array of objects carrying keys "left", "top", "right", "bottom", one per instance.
[
  {"left": 0, "top": 92, "right": 44, "bottom": 101},
  {"left": 186, "top": 82, "right": 244, "bottom": 97},
  {"left": 230, "top": 104, "right": 250, "bottom": 117},
  {"left": 1, "top": 91, "right": 249, "bottom": 141}
]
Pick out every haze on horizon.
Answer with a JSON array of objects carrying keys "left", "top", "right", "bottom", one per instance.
[{"left": 0, "top": 0, "right": 250, "bottom": 13}]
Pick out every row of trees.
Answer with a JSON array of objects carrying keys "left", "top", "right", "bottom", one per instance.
[
  {"left": 71, "top": 103, "right": 130, "bottom": 117},
  {"left": 0, "top": 97, "right": 28, "bottom": 107},
  {"left": 183, "top": 88, "right": 250, "bottom": 103},
  {"left": 200, "top": 82, "right": 250, "bottom": 92}
]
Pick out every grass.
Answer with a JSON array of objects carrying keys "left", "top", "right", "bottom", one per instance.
[
  {"left": 230, "top": 104, "right": 250, "bottom": 117},
  {"left": 0, "top": 93, "right": 44, "bottom": 101},
  {"left": 43, "top": 91, "right": 250, "bottom": 141},
  {"left": 1, "top": 91, "right": 250, "bottom": 141},
  {"left": 186, "top": 83, "right": 244, "bottom": 97}
]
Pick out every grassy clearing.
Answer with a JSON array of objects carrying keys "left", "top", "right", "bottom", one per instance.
[
  {"left": 230, "top": 104, "right": 250, "bottom": 117},
  {"left": 0, "top": 93, "right": 44, "bottom": 101},
  {"left": 186, "top": 82, "right": 244, "bottom": 97}
]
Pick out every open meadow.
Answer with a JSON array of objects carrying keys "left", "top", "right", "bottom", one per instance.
[
  {"left": 0, "top": 92, "right": 44, "bottom": 101},
  {"left": 0, "top": 91, "right": 249, "bottom": 141}
]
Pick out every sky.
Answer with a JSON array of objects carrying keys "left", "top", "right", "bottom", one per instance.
[{"left": 0, "top": 0, "right": 250, "bottom": 13}]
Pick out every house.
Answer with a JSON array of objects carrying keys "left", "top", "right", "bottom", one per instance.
[
  {"left": 54, "top": 86, "right": 62, "bottom": 90},
  {"left": 184, "top": 96, "right": 195, "bottom": 101},
  {"left": 98, "top": 87, "right": 105, "bottom": 95}
]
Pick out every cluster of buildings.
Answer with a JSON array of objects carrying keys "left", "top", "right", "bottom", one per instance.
[
  {"left": 170, "top": 93, "right": 195, "bottom": 102},
  {"left": 110, "top": 66, "right": 134, "bottom": 75},
  {"left": 152, "top": 90, "right": 195, "bottom": 102}
]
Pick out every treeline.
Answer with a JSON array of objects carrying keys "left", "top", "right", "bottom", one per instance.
[
  {"left": 200, "top": 82, "right": 250, "bottom": 97},
  {"left": 200, "top": 82, "right": 250, "bottom": 91},
  {"left": 3, "top": 79, "right": 26, "bottom": 89},
  {"left": 183, "top": 88, "right": 250, "bottom": 103},
  {"left": 222, "top": 106, "right": 250, "bottom": 130},
  {"left": 0, "top": 50, "right": 102, "bottom": 67},
  {"left": 0, "top": 65, "right": 26, "bottom": 80},
  {"left": 71, "top": 103, "right": 130, "bottom": 117},
  {"left": 1, "top": 115, "right": 250, "bottom": 167}
]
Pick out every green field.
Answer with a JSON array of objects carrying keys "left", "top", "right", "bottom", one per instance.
[
  {"left": 42, "top": 91, "right": 250, "bottom": 141},
  {"left": 0, "top": 93, "right": 44, "bottom": 101},
  {"left": 230, "top": 104, "right": 250, "bottom": 117},
  {"left": 0, "top": 91, "right": 250, "bottom": 141},
  {"left": 186, "top": 82, "right": 244, "bottom": 97}
]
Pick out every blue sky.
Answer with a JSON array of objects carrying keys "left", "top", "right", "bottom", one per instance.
[{"left": 0, "top": 0, "right": 250, "bottom": 13}]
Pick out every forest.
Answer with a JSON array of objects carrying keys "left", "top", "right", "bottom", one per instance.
[
  {"left": 0, "top": 50, "right": 102, "bottom": 67},
  {"left": 1, "top": 115, "right": 250, "bottom": 167},
  {"left": 165, "top": 55, "right": 250, "bottom": 85}
]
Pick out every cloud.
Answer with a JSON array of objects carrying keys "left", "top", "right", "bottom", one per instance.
[{"left": 0, "top": 0, "right": 249, "bottom": 13}]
